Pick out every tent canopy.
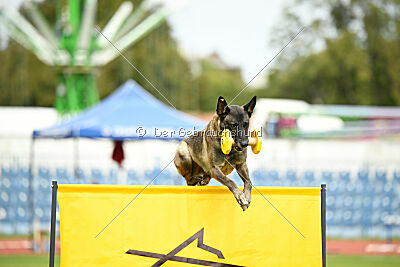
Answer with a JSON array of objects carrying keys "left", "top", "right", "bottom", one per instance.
[{"left": 33, "top": 80, "right": 205, "bottom": 140}]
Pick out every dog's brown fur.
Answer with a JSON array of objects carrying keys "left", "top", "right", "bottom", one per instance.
[{"left": 174, "top": 96, "right": 256, "bottom": 211}]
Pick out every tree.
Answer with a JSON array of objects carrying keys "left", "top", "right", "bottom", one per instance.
[
  {"left": 195, "top": 54, "right": 245, "bottom": 111},
  {"left": 259, "top": 0, "right": 400, "bottom": 106}
]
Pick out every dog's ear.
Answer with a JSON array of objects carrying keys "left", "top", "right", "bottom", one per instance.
[
  {"left": 243, "top": 96, "right": 257, "bottom": 117},
  {"left": 216, "top": 96, "right": 230, "bottom": 117}
]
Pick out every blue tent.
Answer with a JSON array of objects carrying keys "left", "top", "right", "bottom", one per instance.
[{"left": 33, "top": 80, "right": 205, "bottom": 141}]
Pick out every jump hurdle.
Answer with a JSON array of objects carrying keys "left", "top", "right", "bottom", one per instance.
[{"left": 49, "top": 182, "right": 326, "bottom": 267}]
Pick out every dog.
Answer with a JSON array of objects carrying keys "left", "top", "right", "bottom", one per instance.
[{"left": 174, "top": 96, "right": 257, "bottom": 211}]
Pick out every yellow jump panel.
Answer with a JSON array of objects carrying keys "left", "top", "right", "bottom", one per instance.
[{"left": 58, "top": 185, "right": 322, "bottom": 266}]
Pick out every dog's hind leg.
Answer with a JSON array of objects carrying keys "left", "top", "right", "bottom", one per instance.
[
  {"left": 174, "top": 141, "right": 193, "bottom": 183},
  {"left": 174, "top": 142, "right": 210, "bottom": 186},
  {"left": 187, "top": 163, "right": 207, "bottom": 186},
  {"left": 198, "top": 174, "right": 211, "bottom": 186}
]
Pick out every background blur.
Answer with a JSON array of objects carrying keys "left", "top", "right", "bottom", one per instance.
[{"left": 1, "top": 0, "right": 400, "bottom": 266}]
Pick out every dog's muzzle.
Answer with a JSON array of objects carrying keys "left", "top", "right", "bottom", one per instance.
[
  {"left": 233, "top": 145, "right": 243, "bottom": 152},
  {"left": 234, "top": 140, "right": 249, "bottom": 151}
]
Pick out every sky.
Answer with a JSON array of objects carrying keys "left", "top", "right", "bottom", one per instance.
[
  {"left": 167, "top": 0, "right": 290, "bottom": 85},
  {"left": 1, "top": 0, "right": 292, "bottom": 86}
]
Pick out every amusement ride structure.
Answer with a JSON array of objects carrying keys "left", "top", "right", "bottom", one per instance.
[{"left": 0, "top": 0, "right": 167, "bottom": 114}]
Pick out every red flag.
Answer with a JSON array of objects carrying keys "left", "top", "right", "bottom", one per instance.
[{"left": 112, "top": 140, "right": 124, "bottom": 167}]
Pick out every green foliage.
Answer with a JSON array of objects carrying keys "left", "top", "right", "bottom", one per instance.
[
  {"left": 195, "top": 59, "right": 245, "bottom": 111},
  {"left": 259, "top": 0, "right": 400, "bottom": 106},
  {"left": 97, "top": 21, "right": 196, "bottom": 110},
  {"left": 0, "top": 42, "right": 57, "bottom": 106}
]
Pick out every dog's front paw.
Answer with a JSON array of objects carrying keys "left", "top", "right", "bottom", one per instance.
[
  {"left": 241, "top": 203, "right": 249, "bottom": 211},
  {"left": 235, "top": 191, "right": 249, "bottom": 211},
  {"left": 244, "top": 191, "right": 251, "bottom": 205}
]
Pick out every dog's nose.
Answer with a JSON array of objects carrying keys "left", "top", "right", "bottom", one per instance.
[{"left": 239, "top": 140, "right": 249, "bottom": 148}]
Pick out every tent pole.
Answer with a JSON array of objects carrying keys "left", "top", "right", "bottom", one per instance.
[
  {"left": 73, "top": 137, "right": 80, "bottom": 183},
  {"left": 28, "top": 135, "right": 35, "bottom": 252}
]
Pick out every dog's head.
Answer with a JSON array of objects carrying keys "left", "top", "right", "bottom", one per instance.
[{"left": 216, "top": 96, "right": 257, "bottom": 151}]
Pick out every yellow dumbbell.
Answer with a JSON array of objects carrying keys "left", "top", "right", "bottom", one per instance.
[
  {"left": 221, "top": 129, "right": 234, "bottom": 155},
  {"left": 221, "top": 129, "right": 262, "bottom": 155},
  {"left": 250, "top": 129, "right": 262, "bottom": 154}
]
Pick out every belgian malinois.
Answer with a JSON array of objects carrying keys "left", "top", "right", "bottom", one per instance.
[{"left": 174, "top": 96, "right": 257, "bottom": 211}]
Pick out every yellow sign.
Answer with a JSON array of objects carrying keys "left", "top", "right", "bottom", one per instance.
[{"left": 58, "top": 185, "right": 322, "bottom": 266}]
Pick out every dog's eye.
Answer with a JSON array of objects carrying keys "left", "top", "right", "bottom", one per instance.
[{"left": 230, "top": 122, "right": 238, "bottom": 127}]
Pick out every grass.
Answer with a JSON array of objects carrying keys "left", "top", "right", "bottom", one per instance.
[
  {"left": 0, "top": 254, "right": 59, "bottom": 267},
  {"left": 327, "top": 255, "right": 400, "bottom": 267},
  {"left": 0, "top": 254, "right": 399, "bottom": 266}
]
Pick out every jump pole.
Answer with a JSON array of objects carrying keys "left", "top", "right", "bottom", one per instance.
[
  {"left": 321, "top": 184, "right": 327, "bottom": 267},
  {"left": 49, "top": 181, "right": 57, "bottom": 267}
]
